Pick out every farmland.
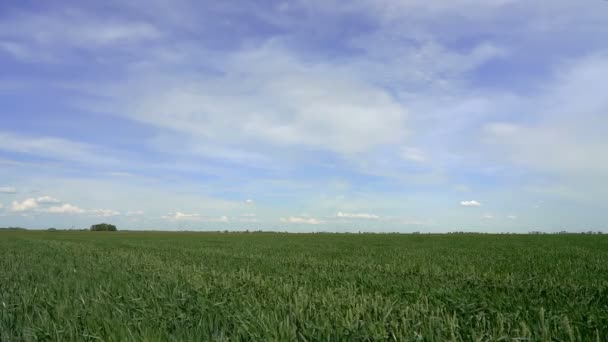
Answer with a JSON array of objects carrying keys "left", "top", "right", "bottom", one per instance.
[{"left": 1, "top": 231, "right": 607, "bottom": 341}]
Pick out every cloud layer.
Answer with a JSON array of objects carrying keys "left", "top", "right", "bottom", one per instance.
[{"left": 1, "top": 0, "right": 607, "bottom": 231}]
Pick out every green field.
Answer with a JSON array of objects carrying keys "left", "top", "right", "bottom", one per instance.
[{"left": 1, "top": 231, "right": 607, "bottom": 341}]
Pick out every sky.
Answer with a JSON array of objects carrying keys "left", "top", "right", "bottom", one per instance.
[{"left": 1, "top": 0, "right": 607, "bottom": 232}]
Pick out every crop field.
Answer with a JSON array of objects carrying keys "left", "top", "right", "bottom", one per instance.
[{"left": 1, "top": 231, "right": 607, "bottom": 341}]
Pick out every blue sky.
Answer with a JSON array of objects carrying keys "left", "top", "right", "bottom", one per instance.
[{"left": 1, "top": 0, "right": 607, "bottom": 232}]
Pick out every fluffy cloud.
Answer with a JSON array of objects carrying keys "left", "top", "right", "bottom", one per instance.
[
  {"left": 280, "top": 216, "right": 324, "bottom": 225},
  {"left": 36, "top": 196, "right": 60, "bottom": 204},
  {"left": 0, "top": 187, "right": 17, "bottom": 194},
  {"left": 125, "top": 210, "right": 144, "bottom": 216},
  {"left": 460, "top": 200, "right": 481, "bottom": 207},
  {"left": 336, "top": 212, "right": 380, "bottom": 219},
  {"left": 46, "top": 204, "right": 85, "bottom": 214},
  {"left": 244, "top": 199, "right": 255, "bottom": 205},
  {"left": 482, "top": 214, "right": 494, "bottom": 220},
  {"left": 8, "top": 195, "right": 119, "bottom": 216},
  {"left": 507, "top": 215, "right": 518, "bottom": 220},
  {"left": 9, "top": 195, "right": 63, "bottom": 212},
  {"left": 161, "top": 212, "right": 229, "bottom": 222},
  {"left": 10, "top": 198, "right": 39, "bottom": 212}
]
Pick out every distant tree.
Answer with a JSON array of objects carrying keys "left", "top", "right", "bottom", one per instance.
[
  {"left": 90, "top": 223, "right": 117, "bottom": 232},
  {"left": 47, "top": 228, "right": 57, "bottom": 232},
  {"left": 0, "top": 227, "right": 27, "bottom": 231}
]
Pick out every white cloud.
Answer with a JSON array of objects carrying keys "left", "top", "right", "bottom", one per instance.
[
  {"left": 482, "top": 214, "right": 494, "bottom": 220},
  {"left": 162, "top": 212, "right": 229, "bottom": 222},
  {"left": 9, "top": 195, "right": 63, "bottom": 212},
  {"left": 336, "top": 211, "right": 380, "bottom": 219},
  {"left": 88, "top": 209, "right": 120, "bottom": 217},
  {"left": 244, "top": 199, "right": 255, "bottom": 205},
  {"left": 0, "top": 187, "right": 17, "bottom": 194},
  {"left": 91, "top": 43, "right": 408, "bottom": 156},
  {"left": 280, "top": 216, "right": 324, "bottom": 225},
  {"left": 10, "top": 198, "right": 39, "bottom": 212},
  {"left": 460, "top": 200, "right": 481, "bottom": 207},
  {"left": 162, "top": 212, "right": 201, "bottom": 221},
  {"left": 0, "top": 203, "right": 3, "bottom": 209},
  {"left": 46, "top": 204, "right": 85, "bottom": 214},
  {"left": 507, "top": 215, "right": 518, "bottom": 220},
  {"left": 36, "top": 196, "right": 60, "bottom": 204},
  {"left": 8, "top": 196, "right": 114, "bottom": 216},
  {"left": 125, "top": 210, "right": 144, "bottom": 216}
]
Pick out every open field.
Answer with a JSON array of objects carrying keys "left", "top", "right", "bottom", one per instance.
[{"left": 1, "top": 231, "right": 607, "bottom": 341}]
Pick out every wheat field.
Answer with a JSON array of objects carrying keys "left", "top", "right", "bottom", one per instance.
[{"left": 1, "top": 231, "right": 607, "bottom": 341}]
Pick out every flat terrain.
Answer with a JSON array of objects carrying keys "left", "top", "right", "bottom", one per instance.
[{"left": 1, "top": 231, "right": 607, "bottom": 341}]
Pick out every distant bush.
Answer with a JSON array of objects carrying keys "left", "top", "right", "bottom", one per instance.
[
  {"left": 0, "top": 227, "right": 27, "bottom": 231},
  {"left": 90, "top": 223, "right": 117, "bottom": 232}
]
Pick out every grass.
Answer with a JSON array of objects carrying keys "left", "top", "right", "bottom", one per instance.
[{"left": 1, "top": 231, "right": 607, "bottom": 341}]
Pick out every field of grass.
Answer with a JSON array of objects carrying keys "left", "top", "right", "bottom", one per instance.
[{"left": 1, "top": 231, "right": 607, "bottom": 341}]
